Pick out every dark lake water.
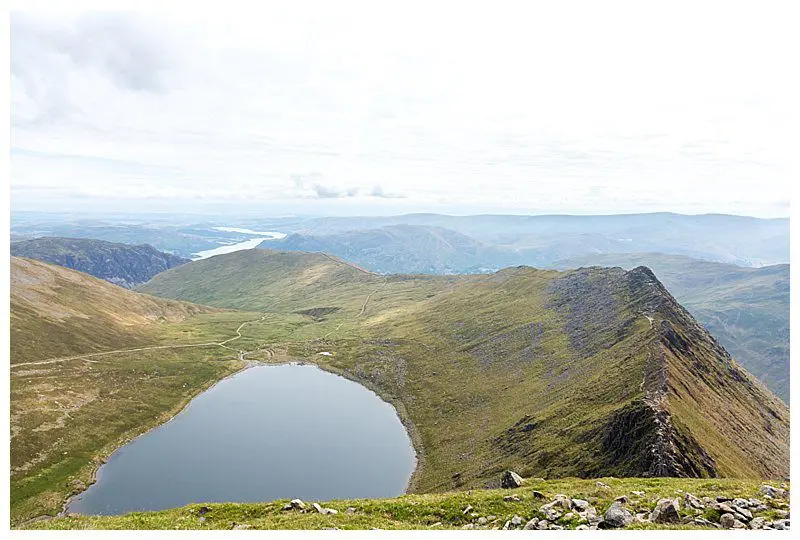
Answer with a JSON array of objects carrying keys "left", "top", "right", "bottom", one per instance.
[{"left": 67, "top": 363, "right": 416, "bottom": 515}]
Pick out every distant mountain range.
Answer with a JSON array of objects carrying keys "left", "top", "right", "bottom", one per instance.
[
  {"left": 12, "top": 212, "right": 789, "bottom": 265},
  {"left": 10, "top": 237, "right": 189, "bottom": 288},
  {"left": 269, "top": 225, "right": 515, "bottom": 274},
  {"left": 250, "top": 212, "right": 789, "bottom": 267},
  {"left": 10, "top": 220, "right": 222, "bottom": 258}
]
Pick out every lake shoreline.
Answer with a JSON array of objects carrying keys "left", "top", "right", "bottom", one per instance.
[
  {"left": 54, "top": 354, "right": 251, "bottom": 522},
  {"left": 60, "top": 358, "right": 419, "bottom": 518}
]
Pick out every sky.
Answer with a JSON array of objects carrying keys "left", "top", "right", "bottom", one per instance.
[{"left": 9, "top": 2, "right": 798, "bottom": 217}]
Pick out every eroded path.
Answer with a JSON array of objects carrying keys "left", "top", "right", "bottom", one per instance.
[{"left": 11, "top": 314, "right": 271, "bottom": 369}]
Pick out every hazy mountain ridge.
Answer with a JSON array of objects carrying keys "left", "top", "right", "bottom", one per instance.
[
  {"left": 11, "top": 237, "right": 190, "bottom": 288},
  {"left": 250, "top": 212, "right": 789, "bottom": 267},
  {"left": 267, "top": 225, "right": 518, "bottom": 274},
  {"left": 12, "top": 212, "right": 789, "bottom": 265}
]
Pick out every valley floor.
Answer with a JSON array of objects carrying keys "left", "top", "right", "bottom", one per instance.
[{"left": 23, "top": 477, "right": 789, "bottom": 531}]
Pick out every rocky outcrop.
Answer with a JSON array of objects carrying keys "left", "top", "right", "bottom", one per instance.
[{"left": 488, "top": 484, "right": 789, "bottom": 531}]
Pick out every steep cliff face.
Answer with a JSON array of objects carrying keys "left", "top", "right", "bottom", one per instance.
[
  {"left": 11, "top": 237, "right": 189, "bottom": 288},
  {"left": 623, "top": 266, "right": 788, "bottom": 479},
  {"left": 524, "top": 265, "right": 788, "bottom": 482}
]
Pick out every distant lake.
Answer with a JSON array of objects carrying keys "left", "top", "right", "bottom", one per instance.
[
  {"left": 67, "top": 364, "right": 416, "bottom": 516},
  {"left": 211, "top": 227, "right": 288, "bottom": 237},
  {"left": 191, "top": 228, "right": 287, "bottom": 260}
]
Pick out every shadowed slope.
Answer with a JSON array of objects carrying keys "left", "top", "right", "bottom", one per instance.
[{"left": 11, "top": 237, "right": 189, "bottom": 288}]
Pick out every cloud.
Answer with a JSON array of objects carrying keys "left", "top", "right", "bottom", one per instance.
[
  {"left": 312, "top": 184, "right": 359, "bottom": 199},
  {"left": 370, "top": 185, "right": 406, "bottom": 199},
  {"left": 9, "top": 6, "right": 795, "bottom": 218},
  {"left": 11, "top": 12, "right": 178, "bottom": 125}
]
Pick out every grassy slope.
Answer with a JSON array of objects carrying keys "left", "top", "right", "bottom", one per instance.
[
  {"left": 10, "top": 256, "right": 220, "bottom": 364},
  {"left": 25, "top": 477, "right": 788, "bottom": 530},
  {"left": 140, "top": 250, "right": 789, "bottom": 489},
  {"left": 552, "top": 253, "right": 789, "bottom": 401},
  {"left": 9, "top": 257, "right": 259, "bottom": 524}
]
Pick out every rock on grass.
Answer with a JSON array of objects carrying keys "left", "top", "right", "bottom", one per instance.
[{"left": 602, "top": 501, "right": 633, "bottom": 528}]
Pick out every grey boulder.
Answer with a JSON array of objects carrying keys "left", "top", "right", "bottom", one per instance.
[
  {"left": 603, "top": 502, "right": 633, "bottom": 528},
  {"left": 501, "top": 470, "right": 524, "bottom": 489},
  {"left": 650, "top": 498, "right": 681, "bottom": 524},
  {"left": 719, "top": 513, "right": 736, "bottom": 529}
]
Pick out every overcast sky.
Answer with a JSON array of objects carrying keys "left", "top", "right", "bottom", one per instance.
[{"left": 10, "top": 2, "right": 797, "bottom": 217}]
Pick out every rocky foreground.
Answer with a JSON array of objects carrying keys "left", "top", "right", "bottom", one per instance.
[
  {"left": 23, "top": 476, "right": 789, "bottom": 530},
  {"left": 491, "top": 471, "right": 790, "bottom": 531}
]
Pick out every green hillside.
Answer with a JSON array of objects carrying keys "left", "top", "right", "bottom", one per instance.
[
  {"left": 263, "top": 232, "right": 789, "bottom": 402},
  {"left": 552, "top": 253, "right": 789, "bottom": 401},
  {"left": 140, "top": 250, "right": 788, "bottom": 487},
  {"left": 11, "top": 251, "right": 789, "bottom": 527},
  {"left": 10, "top": 257, "right": 258, "bottom": 524},
  {"left": 10, "top": 256, "right": 220, "bottom": 364}
]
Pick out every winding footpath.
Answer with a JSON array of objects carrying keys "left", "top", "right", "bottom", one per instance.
[
  {"left": 11, "top": 315, "right": 271, "bottom": 369},
  {"left": 14, "top": 290, "right": 386, "bottom": 370}
]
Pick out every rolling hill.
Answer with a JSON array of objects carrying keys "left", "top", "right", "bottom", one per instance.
[
  {"left": 266, "top": 225, "right": 518, "bottom": 274},
  {"left": 551, "top": 253, "right": 789, "bottom": 402},
  {"left": 141, "top": 250, "right": 789, "bottom": 488},
  {"left": 11, "top": 237, "right": 190, "bottom": 288}
]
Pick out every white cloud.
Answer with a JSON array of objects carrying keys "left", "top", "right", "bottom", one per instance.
[{"left": 10, "top": 2, "right": 797, "bottom": 216}]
